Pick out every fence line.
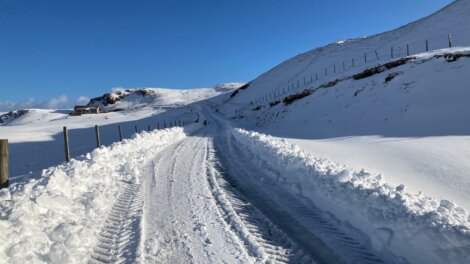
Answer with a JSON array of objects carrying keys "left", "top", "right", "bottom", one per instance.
[
  {"left": 0, "top": 140, "right": 8, "bottom": 189},
  {"left": 234, "top": 31, "right": 470, "bottom": 115},
  {"left": 61, "top": 117, "right": 199, "bottom": 163},
  {"left": 0, "top": 112, "right": 197, "bottom": 189}
]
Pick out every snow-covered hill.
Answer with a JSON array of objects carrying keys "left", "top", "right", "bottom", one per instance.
[
  {"left": 223, "top": 0, "right": 470, "bottom": 109},
  {"left": 211, "top": 1, "right": 470, "bottom": 262},
  {"left": 218, "top": 1, "right": 470, "bottom": 209},
  {"left": 87, "top": 83, "right": 243, "bottom": 111},
  {"left": 0, "top": 110, "right": 30, "bottom": 125}
]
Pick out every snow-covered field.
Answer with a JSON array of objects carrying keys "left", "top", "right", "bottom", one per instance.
[{"left": 1, "top": 1, "right": 470, "bottom": 263}]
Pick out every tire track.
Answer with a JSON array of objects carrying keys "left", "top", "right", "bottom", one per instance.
[
  {"left": 212, "top": 130, "right": 388, "bottom": 264},
  {"left": 256, "top": 181, "right": 386, "bottom": 264},
  {"left": 206, "top": 144, "right": 315, "bottom": 264},
  {"left": 142, "top": 139, "right": 196, "bottom": 264},
  {"left": 89, "top": 182, "right": 143, "bottom": 264},
  {"left": 140, "top": 136, "right": 252, "bottom": 264}
]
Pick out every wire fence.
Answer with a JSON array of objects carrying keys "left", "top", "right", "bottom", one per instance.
[
  {"left": 4, "top": 110, "right": 200, "bottom": 186},
  {"left": 233, "top": 31, "right": 470, "bottom": 115}
]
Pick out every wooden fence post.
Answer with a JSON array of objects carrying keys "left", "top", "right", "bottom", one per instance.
[
  {"left": 157, "top": 123, "right": 160, "bottom": 129},
  {"left": 352, "top": 58, "right": 355, "bottom": 67},
  {"left": 333, "top": 65, "right": 336, "bottom": 73},
  {"left": 375, "top": 50, "right": 379, "bottom": 60},
  {"left": 95, "top": 125, "right": 101, "bottom": 148},
  {"left": 426, "top": 39, "right": 429, "bottom": 52},
  {"left": 448, "top": 33, "right": 452, "bottom": 48},
  {"left": 63, "top": 127, "right": 70, "bottom": 162},
  {"left": 391, "top": 47, "right": 394, "bottom": 58},
  {"left": 364, "top": 52, "right": 367, "bottom": 63},
  {"left": 118, "top": 125, "right": 123, "bottom": 141},
  {"left": 135, "top": 125, "right": 138, "bottom": 133},
  {"left": 0, "top": 139, "right": 9, "bottom": 189},
  {"left": 407, "top": 44, "right": 410, "bottom": 56}
]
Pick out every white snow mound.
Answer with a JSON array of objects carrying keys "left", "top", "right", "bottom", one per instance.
[
  {"left": 233, "top": 128, "right": 470, "bottom": 264},
  {"left": 0, "top": 124, "right": 200, "bottom": 264}
]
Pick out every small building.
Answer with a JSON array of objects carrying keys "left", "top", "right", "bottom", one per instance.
[{"left": 70, "top": 105, "right": 100, "bottom": 116}]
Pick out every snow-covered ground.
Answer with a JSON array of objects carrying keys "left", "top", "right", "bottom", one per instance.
[
  {"left": 286, "top": 136, "right": 470, "bottom": 210},
  {"left": 242, "top": 48, "right": 470, "bottom": 211},
  {"left": 1, "top": 1, "right": 470, "bottom": 263},
  {"left": 0, "top": 84, "right": 239, "bottom": 181},
  {"left": 218, "top": 0, "right": 470, "bottom": 243},
  {"left": 231, "top": 127, "right": 470, "bottom": 263},
  {"left": 2, "top": 106, "right": 469, "bottom": 263},
  {"left": 0, "top": 125, "right": 201, "bottom": 263}
]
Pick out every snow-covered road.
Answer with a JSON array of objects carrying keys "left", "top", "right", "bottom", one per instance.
[
  {"left": 139, "top": 134, "right": 252, "bottom": 263},
  {"left": 88, "top": 121, "right": 321, "bottom": 263},
  {"left": 3, "top": 106, "right": 470, "bottom": 263},
  {"left": 85, "top": 108, "right": 391, "bottom": 264}
]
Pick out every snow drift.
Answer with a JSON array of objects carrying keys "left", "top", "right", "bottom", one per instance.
[
  {"left": 232, "top": 128, "right": 470, "bottom": 263},
  {"left": 0, "top": 124, "right": 199, "bottom": 263}
]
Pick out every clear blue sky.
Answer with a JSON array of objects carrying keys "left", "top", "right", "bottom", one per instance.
[{"left": 0, "top": 0, "right": 452, "bottom": 108}]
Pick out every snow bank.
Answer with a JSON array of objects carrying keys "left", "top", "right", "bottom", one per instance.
[
  {"left": 232, "top": 128, "right": 470, "bottom": 263},
  {"left": 0, "top": 124, "right": 199, "bottom": 264}
]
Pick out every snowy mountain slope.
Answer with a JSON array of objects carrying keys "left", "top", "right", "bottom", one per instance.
[
  {"left": 216, "top": 1, "right": 470, "bottom": 210},
  {"left": 224, "top": 0, "right": 470, "bottom": 109},
  {"left": 239, "top": 49, "right": 470, "bottom": 137},
  {"left": 224, "top": 48, "right": 470, "bottom": 210},
  {"left": 0, "top": 110, "right": 30, "bottom": 125},
  {"left": 204, "top": 1, "right": 470, "bottom": 262}
]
